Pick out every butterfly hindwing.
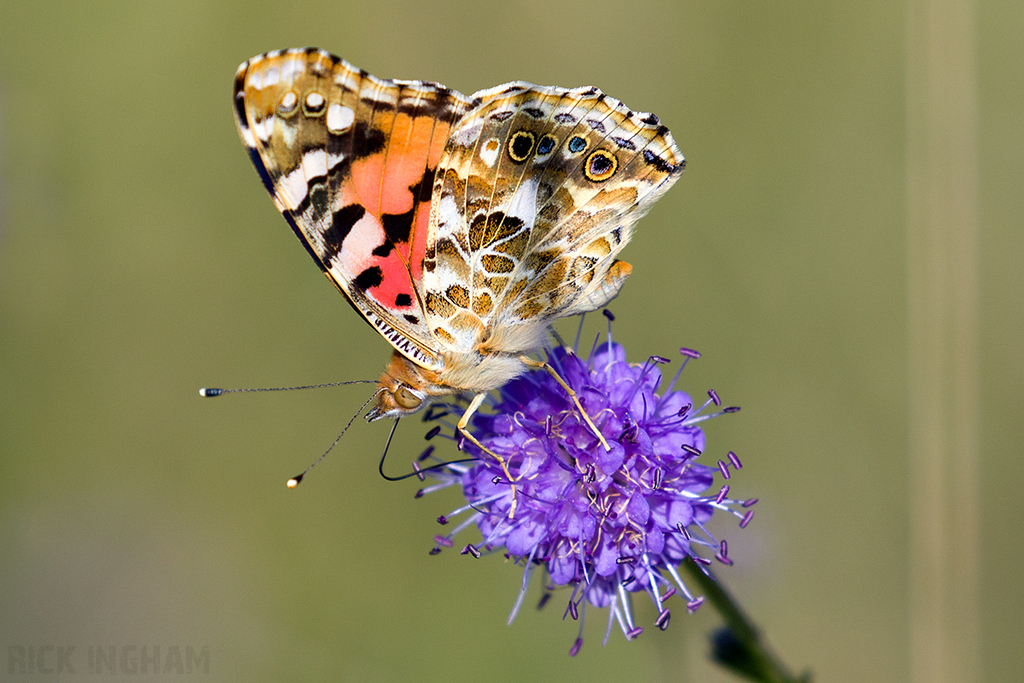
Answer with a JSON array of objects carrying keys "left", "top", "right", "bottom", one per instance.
[
  {"left": 421, "top": 82, "right": 686, "bottom": 353},
  {"left": 233, "top": 48, "right": 476, "bottom": 370}
]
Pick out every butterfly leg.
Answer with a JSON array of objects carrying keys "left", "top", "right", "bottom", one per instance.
[
  {"left": 457, "top": 392, "right": 519, "bottom": 517},
  {"left": 519, "top": 355, "right": 611, "bottom": 451}
]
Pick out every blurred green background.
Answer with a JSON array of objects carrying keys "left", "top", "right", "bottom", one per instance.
[{"left": 2, "top": 0, "right": 1021, "bottom": 681}]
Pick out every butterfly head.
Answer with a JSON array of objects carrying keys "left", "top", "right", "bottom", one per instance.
[{"left": 365, "top": 351, "right": 440, "bottom": 421}]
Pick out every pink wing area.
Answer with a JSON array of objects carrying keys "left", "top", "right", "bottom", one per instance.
[{"left": 233, "top": 48, "right": 476, "bottom": 370}]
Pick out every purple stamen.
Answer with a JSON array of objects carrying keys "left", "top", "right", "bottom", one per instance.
[
  {"left": 537, "top": 592, "right": 552, "bottom": 610},
  {"left": 626, "top": 626, "right": 643, "bottom": 640},
  {"left": 653, "top": 468, "right": 662, "bottom": 490},
  {"left": 716, "top": 485, "right": 730, "bottom": 504},
  {"left": 655, "top": 609, "right": 671, "bottom": 630},
  {"left": 429, "top": 547, "right": 441, "bottom": 556},
  {"left": 461, "top": 544, "right": 481, "bottom": 558},
  {"left": 651, "top": 355, "right": 670, "bottom": 364},
  {"left": 708, "top": 389, "right": 721, "bottom": 406},
  {"left": 728, "top": 451, "right": 742, "bottom": 469},
  {"left": 694, "top": 556, "right": 712, "bottom": 566},
  {"left": 616, "top": 556, "right": 635, "bottom": 565},
  {"left": 682, "top": 444, "right": 702, "bottom": 456},
  {"left": 424, "top": 426, "right": 441, "bottom": 440},
  {"left": 569, "top": 637, "right": 583, "bottom": 657},
  {"left": 677, "top": 402, "right": 692, "bottom": 418},
  {"left": 680, "top": 347, "right": 701, "bottom": 359},
  {"left": 413, "top": 461, "right": 425, "bottom": 481},
  {"left": 686, "top": 597, "right": 705, "bottom": 613},
  {"left": 718, "top": 460, "right": 731, "bottom": 480},
  {"left": 661, "top": 587, "right": 676, "bottom": 601},
  {"left": 724, "top": 406, "right": 741, "bottom": 413},
  {"left": 602, "top": 309, "right": 615, "bottom": 321},
  {"left": 437, "top": 515, "right": 448, "bottom": 525},
  {"left": 569, "top": 600, "right": 579, "bottom": 620},
  {"left": 676, "top": 522, "right": 691, "bottom": 540},
  {"left": 740, "top": 511, "right": 755, "bottom": 528},
  {"left": 418, "top": 446, "right": 435, "bottom": 462},
  {"left": 742, "top": 498, "right": 759, "bottom": 508},
  {"left": 434, "top": 535, "right": 453, "bottom": 547}
]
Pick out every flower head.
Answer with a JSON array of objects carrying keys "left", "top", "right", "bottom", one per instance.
[{"left": 416, "top": 316, "right": 754, "bottom": 655}]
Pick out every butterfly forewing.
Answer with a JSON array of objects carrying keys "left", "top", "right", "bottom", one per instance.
[{"left": 233, "top": 48, "right": 476, "bottom": 370}]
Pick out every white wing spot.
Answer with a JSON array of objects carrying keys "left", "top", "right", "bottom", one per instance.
[
  {"left": 479, "top": 138, "right": 500, "bottom": 167},
  {"left": 305, "top": 92, "right": 325, "bottom": 110},
  {"left": 327, "top": 103, "right": 355, "bottom": 133},
  {"left": 279, "top": 91, "right": 298, "bottom": 113}
]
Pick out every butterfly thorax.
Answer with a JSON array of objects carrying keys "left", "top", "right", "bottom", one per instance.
[{"left": 366, "top": 347, "right": 532, "bottom": 421}]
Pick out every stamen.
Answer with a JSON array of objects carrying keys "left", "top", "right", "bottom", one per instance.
[
  {"left": 716, "top": 485, "right": 730, "bottom": 504},
  {"left": 728, "top": 451, "right": 743, "bottom": 469}
]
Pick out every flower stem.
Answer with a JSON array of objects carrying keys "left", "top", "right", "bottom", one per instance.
[{"left": 681, "top": 557, "right": 810, "bottom": 683}]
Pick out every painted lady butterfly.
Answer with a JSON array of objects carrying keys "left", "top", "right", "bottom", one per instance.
[{"left": 233, "top": 48, "right": 684, "bottom": 477}]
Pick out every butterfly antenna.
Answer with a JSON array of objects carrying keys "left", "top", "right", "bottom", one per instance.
[
  {"left": 198, "top": 380, "right": 376, "bottom": 397},
  {"left": 286, "top": 389, "right": 383, "bottom": 488}
]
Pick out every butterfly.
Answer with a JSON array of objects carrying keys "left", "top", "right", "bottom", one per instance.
[{"left": 233, "top": 48, "right": 684, "bottom": 486}]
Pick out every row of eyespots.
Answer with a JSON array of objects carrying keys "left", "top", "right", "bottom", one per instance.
[
  {"left": 274, "top": 90, "right": 356, "bottom": 134},
  {"left": 505, "top": 128, "right": 618, "bottom": 182}
]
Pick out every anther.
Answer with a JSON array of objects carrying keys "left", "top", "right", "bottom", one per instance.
[
  {"left": 718, "top": 460, "right": 731, "bottom": 479},
  {"left": 708, "top": 389, "right": 721, "bottom": 406},
  {"left": 418, "top": 446, "right": 435, "bottom": 461},
  {"left": 724, "top": 406, "right": 741, "bottom": 413},
  {"left": 716, "top": 485, "right": 730, "bottom": 504},
  {"left": 682, "top": 444, "right": 701, "bottom": 456},
  {"left": 677, "top": 403, "right": 692, "bottom": 418},
  {"left": 437, "top": 515, "right": 448, "bottom": 525},
  {"left": 424, "top": 426, "right": 442, "bottom": 440},
  {"left": 740, "top": 511, "right": 755, "bottom": 528},
  {"left": 569, "top": 638, "right": 583, "bottom": 657},
  {"left": 461, "top": 544, "right": 481, "bottom": 558},
  {"left": 686, "top": 597, "right": 705, "bottom": 612},
  {"left": 413, "top": 461, "right": 425, "bottom": 481},
  {"left": 626, "top": 627, "right": 643, "bottom": 639},
  {"left": 602, "top": 309, "right": 615, "bottom": 321},
  {"left": 680, "top": 348, "right": 701, "bottom": 359},
  {"left": 655, "top": 609, "right": 671, "bottom": 630},
  {"left": 742, "top": 498, "right": 758, "bottom": 508},
  {"left": 728, "top": 451, "right": 742, "bottom": 469},
  {"left": 616, "top": 556, "right": 635, "bottom": 565}
]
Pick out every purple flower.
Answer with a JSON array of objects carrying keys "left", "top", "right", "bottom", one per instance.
[{"left": 416, "top": 318, "right": 755, "bottom": 655}]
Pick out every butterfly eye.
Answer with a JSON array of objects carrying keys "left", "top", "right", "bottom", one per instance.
[
  {"left": 394, "top": 386, "right": 422, "bottom": 410},
  {"left": 507, "top": 130, "right": 536, "bottom": 162},
  {"left": 584, "top": 149, "right": 618, "bottom": 182}
]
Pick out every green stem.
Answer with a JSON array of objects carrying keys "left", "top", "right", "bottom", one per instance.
[{"left": 681, "top": 557, "right": 811, "bottom": 683}]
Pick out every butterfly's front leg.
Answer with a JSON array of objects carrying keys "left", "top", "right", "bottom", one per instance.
[
  {"left": 518, "top": 356, "right": 611, "bottom": 452},
  {"left": 457, "top": 392, "right": 520, "bottom": 518}
]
